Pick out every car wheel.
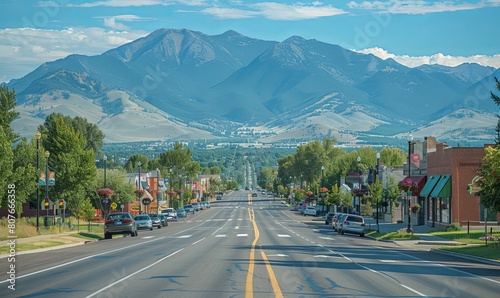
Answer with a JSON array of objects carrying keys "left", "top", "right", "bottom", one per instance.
[
  {"left": 360, "top": 233, "right": 365, "bottom": 237},
  {"left": 104, "top": 232, "right": 111, "bottom": 239},
  {"left": 340, "top": 230, "right": 344, "bottom": 234},
  {"left": 158, "top": 225, "right": 161, "bottom": 229},
  {"left": 150, "top": 227, "right": 153, "bottom": 231}
]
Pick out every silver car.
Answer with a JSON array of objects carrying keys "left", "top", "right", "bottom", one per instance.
[
  {"left": 104, "top": 212, "right": 138, "bottom": 239},
  {"left": 134, "top": 214, "right": 153, "bottom": 230},
  {"left": 333, "top": 213, "right": 347, "bottom": 232},
  {"left": 339, "top": 214, "right": 366, "bottom": 237}
]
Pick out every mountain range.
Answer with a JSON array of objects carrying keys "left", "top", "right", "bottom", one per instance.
[{"left": 8, "top": 28, "right": 500, "bottom": 145}]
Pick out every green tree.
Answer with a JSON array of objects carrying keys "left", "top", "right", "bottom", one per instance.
[
  {"left": 477, "top": 146, "right": 500, "bottom": 212},
  {"left": 9, "top": 137, "right": 38, "bottom": 217},
  {"left": 78, "top": 198, "right": 96, "bottom": 231},
  {"left": 380, "top": 147, "right": 405, "bottom": 167},
  {"left": 368, "top": 180, "right": 383, "bottom": 219},
  {"left": 158, "top": 143, "right": 200, "bottom": 190},
  {"left": 0, "top": 85, "right": 20, "bottom": 143},
  {"left": 88, "top": 168, "right": 136, "bottom": 216},
  {"left": 383, "top": 175, "right": 401, "bottom": 222},
  {"left": 0, "top": 126, "right": 14, "bottom": 210},
  {"left": 125, "top": 154, "right": 149, "bottom": 173},
  {"left": 490, "top": 77, "right": 500, "bottom": 144},
  {"left": 40, "top": 115, "right": 96, "bottom": 213}
]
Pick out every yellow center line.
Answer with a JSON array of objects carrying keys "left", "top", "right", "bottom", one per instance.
[
  {"left": 245, "top": 208, "right": 283, "bottom": 298},
  {"left": 245, "top": 208, "right": 258, "bottom": 297},
  {"left": 260, "top": 250, "right": 284, "bottom": 298}
]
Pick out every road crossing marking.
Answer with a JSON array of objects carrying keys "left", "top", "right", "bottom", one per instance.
[
  {"left": 237, "top": 234, "right": 248, "bottom": 237},
  {"left": 277, "top": 234, "right": 290, "bottom": 237},
  {"left": 177, "top": 235, "right": 192, "bottom": 238},
  {"left": 215, "top": 235, "right": 226, "bottom": 237}
]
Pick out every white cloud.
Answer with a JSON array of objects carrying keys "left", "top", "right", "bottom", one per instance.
[
  {"left": 356, "top": 47, "right": 500, "bottom": 68},
  {"left": 252, "top": 2, "right": 347, "bottom": 20},
  {"left": 196, "top": 2, "right": 346, "bottom": 20},
  {"left": 97, "top": 14, "right": 156, "bottom": 30},
  {"left": 0, "top": 27, "right": 148, "bottom": 82},
  {"left": 68, "top": 0, "right": 207, "bottom": 7},
  {"left": 346, "top": 0, "right": 500, "bottom": 14}
]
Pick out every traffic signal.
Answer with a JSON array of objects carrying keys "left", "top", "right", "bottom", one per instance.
[{"left": 44, "top": 197, "right": 49, "bottom": 208}]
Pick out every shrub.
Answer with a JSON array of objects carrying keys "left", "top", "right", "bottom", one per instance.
[{"left": 445, "top": 222, "right": 462, "bottom": 232}]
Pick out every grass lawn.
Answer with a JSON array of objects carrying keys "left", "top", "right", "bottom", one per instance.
[
  {"left": 367, "top": 230, "right": 420, "bottom": 241},
  {"left": 439, "top": 245, "right": 500, "bottom": 260},
  {"left": 430, "top": 230, "right": 500, "bottom": 244}
]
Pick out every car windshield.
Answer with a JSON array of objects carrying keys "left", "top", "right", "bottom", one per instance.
[
  {"left": 135, "top": 215, "right": 149, "bottom": 220},
  {"left": 108, "top": 213, "right": 128, "bottom": 220}
]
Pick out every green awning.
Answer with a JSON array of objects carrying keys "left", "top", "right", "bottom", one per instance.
[
  {"left": 419, "top": 175, "right": 441, "bottom": 197},
  {"left": 430, "top": 174, "right": 451, "bottom": 198}
]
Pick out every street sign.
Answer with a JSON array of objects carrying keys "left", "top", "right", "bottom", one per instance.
[{"left": 110, "top": 202, "right": 118, "bottom": 209}]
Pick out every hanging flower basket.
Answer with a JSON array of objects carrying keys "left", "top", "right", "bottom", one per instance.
[
  {"left": 306, "top": 191, "right": 313, "bottom": 196},
  {"left": 319, "top": 187, "right": 329, "bottom": 193},
  {"left": 398, "top": 178, "right": 418, "bottom": 193},
  {"left": 167, "top": 191, "right": 176, "bottom": 195},
  {"left": 98, "top": 188, "right": 114, "bottom": 197},
  {"left": 178, "top": 189, "right": 184, "bottom": 193},
  {"left": 411, "top": 204, "right": 421, "bottom": 213}
]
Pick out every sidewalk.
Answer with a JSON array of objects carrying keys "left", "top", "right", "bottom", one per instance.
[{"left": 0, "top": 231, "right": 96, "bottom": 258}]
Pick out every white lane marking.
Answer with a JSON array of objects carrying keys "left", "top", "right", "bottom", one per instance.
[
  {"left": 267, "top": 254, "right": 289, "bottom": 257},
  {"left": 142, "top": 236, "right": 154, "bottom": 239},
  {"left": 319, "top": 236, "right": 335, "bottom": 240},
  {"left": 84, "top": 249, "right": 184, "bottom": 298},
  {"left": 235, "top": 226, "right": 240, "bottom": 229},
  {"left": 313, "top": 255, "right": 342, "bottom": 259},
  {"left": 380, "top": 260, "right": 397, "bottom": 263},
  {"left": 277, "top": 234, "right": 291, "bottom": 237},
  {"left": 177, "top": 235, "right": 192, "bottom": 238},
  {"left": 237, "top": 234, "right": 248, "bottom": 237},
  {"left": 215, "top": 235, "right": 226, "bottom": 237}
]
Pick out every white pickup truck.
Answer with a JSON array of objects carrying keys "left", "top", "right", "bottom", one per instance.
[{"left": 161, "top": 208, "right": 178, "bottom": 221}]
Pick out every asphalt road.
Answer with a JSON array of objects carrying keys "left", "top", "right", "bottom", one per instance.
[{"left": 1, "top": 190, "right": 500, "bottom": 297}]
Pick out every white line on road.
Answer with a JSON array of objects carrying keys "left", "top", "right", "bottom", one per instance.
[
  {"left": 277, "top": 234, "right": 291, "bottom": 237},
  {"left": 237, "top": 234, "right": 248, "bottom": 237},
  {"left": 84, "top": 249, "right": 184, "bottom": 298}
]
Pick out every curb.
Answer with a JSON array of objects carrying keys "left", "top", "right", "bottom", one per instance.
[{"left": 430, "top": 248, "right": 500, "bottom": 266}]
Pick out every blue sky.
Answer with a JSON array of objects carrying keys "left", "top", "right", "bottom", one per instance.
[{"left": 1, "top": 0, "right": 499, "bottom": 83}]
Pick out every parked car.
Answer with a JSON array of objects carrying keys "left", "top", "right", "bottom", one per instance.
[
  {"left": 339, "top": 214, "right": 366, "bottom": 237},
  {"left": 252, "top": 192, "right": 258, "bottom": 197},
  {"left": 184, "top": 204, "right": 195, "bottom": 214},
  {"left": 134, "top": 214, "right": 153, "bottom": 230},
  {"left": 161, "top": 208, "right": 178, "bottom": 221},
  {"left": 176, "top": 208, "right": 187, "bottom": 218},
  {"left": 104, "top": 212, "right": 137, "bottom": 239},
  {"left": 303, "top": 206, "right": 317, "bottom": 216},
  {"left": 204, "top": 201, "right": 211, "bottom": 208},
  {"left": 158, "top": 214, "right": 168, "bottom": 227},
  {"left": 325, "top": 212, "right": 335, "bottom": 225},
  {"left": 148, "top": 213, "right": 162, "bottom": 229},
  {"left": 192, "top": 202, "right": 200, "bottom": 211},
  {"left": 333, "top": 213, "right": 348, "bottom": 232},
  {"left": 297, "top": 202, "right": 309, "bottom": 211}
]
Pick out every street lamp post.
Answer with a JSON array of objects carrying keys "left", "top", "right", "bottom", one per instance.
[
  {"left": 407, "top": 133, "right": 413, "bottom": 233},
  {"left": 375, "top": 152, "right": 380, "bottom": 232},
  {"left": 138, "top": 161, "right": 142, "bottom": 214},
  {"left": 103, "top": 155, "right": 108, "bottom": 218},
  {"left": 157, "top": 168, "right": 160, "bottom": 214},
  {"left": 35, "top": 131, "right": 41, "bottom": 232},
  {"left": 44, "top": 151, "right": 50, "bottom": 226},
  {"left": 357, "top": 156, "right": 361, "bottom": 215}
]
